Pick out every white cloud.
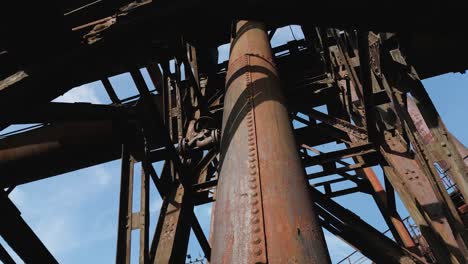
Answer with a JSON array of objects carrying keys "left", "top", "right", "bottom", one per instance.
[{"left": 53, "top": 84, "right": 103, "bottom": 104}]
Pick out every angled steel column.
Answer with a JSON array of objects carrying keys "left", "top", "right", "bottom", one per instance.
[
  {"left": 311, "top": 187, "right": 424, "bottom": 264},
  {"left": 361, "top": 167, "right": 418, "bottom": 251},
  {"left": 0, "top": 190, "right": 58, "bottom": 264},
  {"left": 211, "top": 21, "right": 330, "bottom": 263},
  {"left": 115, "top": 144, "right": 134, "bottom": 264},
  {"left": 0, "top": 243, "right": 15, "bottom": 264}
]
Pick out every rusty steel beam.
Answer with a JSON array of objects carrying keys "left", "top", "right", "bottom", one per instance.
[
  {"left": 146, "top": 160, "right": 208, "bottom": 263},
  {"left": 191, "top": 213, "right": 211, "bottom": 260},
  {"left": 0, "top": 102, "right": 132, "bottom": 124},
  {"left": 381, "top": 131, "right": 468, "bottom": 264},
  {"left": 0, "top": 243, "right": 14, "bottom": 264},
  {"left": 331, "top": 30, "right": 468, "bottom": 262},
  {"left": 115, "top": 144, "right": 134, "bottom": 264},
  {"left": 303, "top": 143, "right": 376, "bottom": 167},
  {"left": 361, "top": 167, "right": 418, "bottom": 252},
  {"left": 115, "top": 144, "right": 150, "bottom": 263},
  {"left": 0, "top": 121, "right": 123, "bottom": 187},
  {"left": 320, "top": 98, "right": 419, "bottom": 252},
  {"left": 311, "top": 187, "right": 424, "bottom": 264},
  {"left": 0, "top": 120, "right": 152, "bottom": 188},
  {"left": 324, "top": 96, "right": 418, "bottom": 251},
  {"left": 211, "top": 21, "right": 330, "bottom": 263},
  {"left": 358, "top": 31, "right": 378, "bottom": 142},
  {"left": 450, "top": 134, "right": 468, "bottom": 167},
  {"left": 151, "top": 182, "right": 192, "bottom": 263},
  {"left": 407, "top": 96, "right": 468, "bottom": 200},
  {"left": 408, "top": 80, "right": 467, "bottom": 201},
  {"left": 0, "top": 95, "right": 170, "bottom": 188}
]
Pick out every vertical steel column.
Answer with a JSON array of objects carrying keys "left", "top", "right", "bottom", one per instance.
[
  {"left": 115, "top": 145, "right": 150, "bottom": 264},
  {"left": 211, "top": 21, "right": 330, "bottom": 263},
  {"left": 116, "top": 144, "right": 134, "bottom": 264},
  {"left": 139, "top": 166, "right": 150, "bottom": 263}
]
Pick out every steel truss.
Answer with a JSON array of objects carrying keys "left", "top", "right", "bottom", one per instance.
[{"left": 0, "top": 15, "right": 467, "bottom": 264}]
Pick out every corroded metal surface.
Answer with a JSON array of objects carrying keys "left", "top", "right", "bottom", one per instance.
[
  {"left": 381, "top": 131, "right": 466, "bottom": 264},
  {"left": 211, "top": 20, "right": 329, "bottom": 263},
  {"left": 362, "top": 167, "right": 417, "bottom": 251}
]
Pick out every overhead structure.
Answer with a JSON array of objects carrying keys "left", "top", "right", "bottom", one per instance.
[{"left": 1, "top": 1, "right": 468, "bottom": 263}]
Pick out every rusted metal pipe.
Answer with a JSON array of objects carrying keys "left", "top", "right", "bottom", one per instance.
[{"left": 211, "top": 21, "right": 330, "bottom": 263}]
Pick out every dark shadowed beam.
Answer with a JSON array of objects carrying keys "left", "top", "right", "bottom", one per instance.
[
  {"left": 0, "top": 121, "right": 145, "bottom": 188},
  {"left": 0, "top": 243, "right": 15, "bottom": 264},
  {"left": 191, "top": 213, "right": 211, "bottom": 260},
  {"left": 0, "top": 190, "right": 58, "bottom": 264},
  {"left": 311, "top": 187, "right": 424, "bottom": 264},
  {"left": 0, "top": 95, "right": 168, "bottom": 188},
  {"left": 1, "top": 0, "right": 467, "bottom": 124},
  {"left": 0, "top": 102, "right": 133, "bottom": 124},
  {"left": 358, "top": 31, "right": 378, "bottom": 142},
  {"left": 115, "top": 144, "right": 134, "bottom": 264},
  {"left": 101, "top": 78, "right": 121, "bottom": 104}
]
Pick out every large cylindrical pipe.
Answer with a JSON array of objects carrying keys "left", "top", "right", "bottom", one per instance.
[{"left": 211, "top": 21, "right": 330, "bottom": 263}]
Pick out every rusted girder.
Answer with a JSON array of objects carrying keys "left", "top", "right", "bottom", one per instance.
[
  {"left": 211, "top": 21, "right": 330, "bottom": 263},
  {"left": 407, "top": 96, "right": 468, "bottom": 201},
  {"left": 115, "top": 144, "right": 134, "bottom": 264},
  {"left": 115, "top": 145, "right": 150, "bottom": 264},
  {"left": 381, "top": 131, "right": 468, "bottom": 264},
  {"left": 0, "top": 121, "right": 147, "bottom": 187},
  {"left": 0, "top": 102, "right": 133, "bottom": 124},
  {"left": 0, "top": 96, "right": 170, "bottom": 188},
  {"left": 0, "top": 121, "right": 123, "bottom": 187},
  {"left": 361, "top": 167, "right": 418, "bottom": 252},
  {"left": 311, "top": 187, "right": 424, "bottom": 264}
]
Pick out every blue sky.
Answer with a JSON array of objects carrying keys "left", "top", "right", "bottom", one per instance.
[{"left": 1, "top": 26, "right": 467, "bottom": 263}]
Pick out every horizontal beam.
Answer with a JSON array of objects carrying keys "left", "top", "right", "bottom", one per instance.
[
  {"left": 307, "top": 161, "right": 375, "bottom": 179},
  {"left": 0, "top": 102, "right": 133, "bottom": 124},
  {"left": 294, "top": 123, "right": 351, "bottom": 147},
  {"left": 0, "top": 95, "right": 169, "bottom": 187},
  {"left": 306, "top": 108, "right": 368, "bottom": 141},
  {"left": 0, "top": 121, "right": 126, "bottom": 187},
  {"left": 193, "top": 179, "right": 218, "bottom": 191},
  {"left": 303, "top": 143, "right": 376, "bottom": 167}
]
